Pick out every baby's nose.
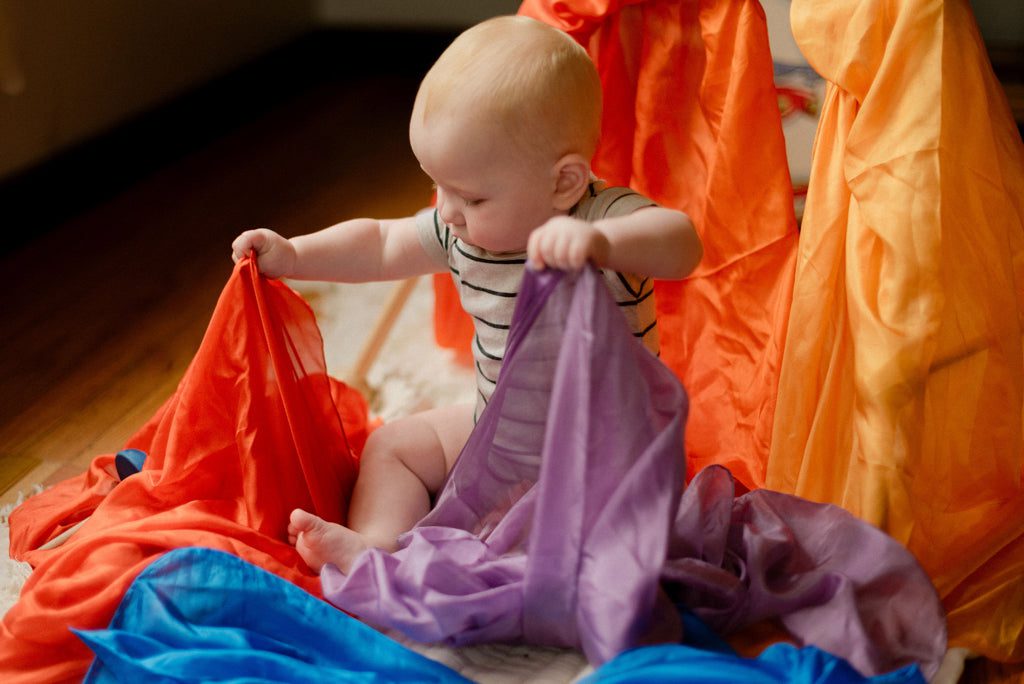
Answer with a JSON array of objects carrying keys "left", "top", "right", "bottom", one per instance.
[{"left": 438, "top": 199, "right": 464, "bottom": 227}]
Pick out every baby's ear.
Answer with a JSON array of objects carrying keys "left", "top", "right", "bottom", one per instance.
[{"left": 552, "top": 154, "right": 591, "bottom": 211}]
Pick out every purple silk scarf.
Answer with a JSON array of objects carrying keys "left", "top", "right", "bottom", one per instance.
[{"left": 322, "top": 267, "right": 945, "bottom": 679}]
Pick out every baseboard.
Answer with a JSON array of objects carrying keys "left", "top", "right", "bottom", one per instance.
[{"left": 0, "top": 28, "right": 455, "bottom": 257}]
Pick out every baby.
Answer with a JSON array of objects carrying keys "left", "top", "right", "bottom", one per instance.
[{"left": 231, "top": 15, "right": 702, "bottom": 573}]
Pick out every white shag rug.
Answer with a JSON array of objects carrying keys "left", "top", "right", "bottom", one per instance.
[
  {"left": 0, "top": 277, "right": 591, "bottom": 682},
  {"left": 0, "top": 498, "right": 33, "bottom": 618}
]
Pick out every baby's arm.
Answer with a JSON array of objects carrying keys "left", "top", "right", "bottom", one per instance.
[
  {"left": 231, "top": 216, "right": 442, "bottom": 282},
  {"left": 527, "top": 207, "right": 702, "bottom": 279}
]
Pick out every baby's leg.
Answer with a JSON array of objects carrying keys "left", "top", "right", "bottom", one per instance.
[
  {"left": 349, "top": 403, "right": 474, "bottom": 546},
  {"left": 288, "top": 403, "right": 474, "bottom": 573}
]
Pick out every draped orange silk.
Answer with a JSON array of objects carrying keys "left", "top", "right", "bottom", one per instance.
[
  {"left": 444, "top": 0, "right": 796, "bottom": 490},
  {"left": 767, "top": 0, "right": 1024, "bottom": 662},
  {"left": 0, "top": 260, "right": 368, "bottom": 682}
]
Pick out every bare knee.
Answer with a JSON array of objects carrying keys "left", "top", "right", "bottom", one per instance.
[
  {"left": 361, "top": 423, "right": 401, "bottom": 463},
  {"left": 359, "top": 420, "right": 448, "bottom": 493},
  {"left": 360, "top": 425, "right": 415, "bottom": 473}
]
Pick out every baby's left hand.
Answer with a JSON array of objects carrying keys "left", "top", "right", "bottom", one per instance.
[{"left": 527, "top": 216, "right": 610, "bottom": 271}]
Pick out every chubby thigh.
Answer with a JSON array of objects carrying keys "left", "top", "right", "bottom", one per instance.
[
  {"left": 370, "top": 403, "right": 475, "bottom": 492},
  {"left": 346, "top": 403, "right": 475, "bottom": 546}
]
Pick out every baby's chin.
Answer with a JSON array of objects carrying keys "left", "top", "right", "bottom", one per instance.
[
  {"left": 474, "top": 243, "right": 529, "bottom": 256},
  {"left": 454, "top": 231, "right": 527, "bottom": 255}
]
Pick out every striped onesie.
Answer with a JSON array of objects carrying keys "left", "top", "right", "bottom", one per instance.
[{"left": 416, "top": 180, "right": 660, "bottom": 419}]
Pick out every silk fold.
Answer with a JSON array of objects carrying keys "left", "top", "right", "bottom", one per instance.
[
  {"left": 76, "top": 547, "right": 924, "bottom": 684},
  {"left": 324, "top": 267, "right": 945, "bottom": 679},
  {"left": 1, "top": 259, "right": 367, "bottom": 682},
  {"left": 526, "top": 0, "right": 800, "bottom": 489},
  {"left": 77, "top": 547, "right": 469, "bottom": 683},
  {"left": 768, "top": 0, "right": 1024, "bottom": 661}
]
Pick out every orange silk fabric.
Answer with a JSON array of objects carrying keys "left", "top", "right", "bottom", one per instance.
[
  {"left": 768, "top": 0, "right": 1024, "bottom": 661},
  {"left": 437, "top": 0, "right": 797, "bottom": 489},
  {"left": 1, "top": 260, "right": 368, "bottom": 682}
]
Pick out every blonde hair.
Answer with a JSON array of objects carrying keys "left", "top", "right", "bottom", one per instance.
[{"left": 412, "top": 16, "right": 601, "bottom": 162}]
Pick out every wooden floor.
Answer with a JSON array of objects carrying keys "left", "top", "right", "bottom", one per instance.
[
  {"left": 0, "top": 31, "right": 1020, "bottom": 684},
  {"left": 0, "top": 38, "right": 435, "bottom": 505}
]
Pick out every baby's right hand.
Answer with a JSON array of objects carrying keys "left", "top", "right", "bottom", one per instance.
[{"left": 231, "top": 228, "right": 297, "bottom": 279}]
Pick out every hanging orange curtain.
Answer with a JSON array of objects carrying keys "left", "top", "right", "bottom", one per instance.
[
  {"left": 768, "top": 0, "right": 1024, "bottom": 662},
  {"left": 429, "top": 0, "right": 798, "bottom": 489}
]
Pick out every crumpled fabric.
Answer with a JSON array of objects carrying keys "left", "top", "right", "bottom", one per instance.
[
  {"left": 582, "top": 642, "right": 925, "bottom": 684},
  {"left": 448, "top": 0, "right": 800, "bottom": 489},
  {"left": 572, "top": 0, "right": 797, "bottom": 490},
  {"left": 767, "top": 0, "right": 1024, "bottom": 662},
  {"left": 76, "top": 547, "right": 469, "bottom": 683},
  {"left": 1, "top": 259, "right": 368, "bottom": 682},
  {"left": 74, "top": 546, "right": 922, "bottom": 684},
  {"left": 324, "top": 267, "right": 946, "bottom": 679}
]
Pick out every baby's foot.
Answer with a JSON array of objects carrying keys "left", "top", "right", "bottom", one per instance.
[{"left": 288, "top": 508, "right": 369, "bottom": 574}]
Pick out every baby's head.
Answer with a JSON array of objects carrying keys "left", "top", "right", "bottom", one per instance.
[
  {"left": 413, "top": 16, "right": 600, "bottom": 164},
  {"left": 409, "top": 16, "right": 601, "bottom": 252}
]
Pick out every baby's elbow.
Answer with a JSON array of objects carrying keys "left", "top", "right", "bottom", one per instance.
[
  {"left": 670, "top": 214, "right": 702, "bottom": 279},
  {"left": 684, "top": 226, "right": 703, "bottom": 275}
]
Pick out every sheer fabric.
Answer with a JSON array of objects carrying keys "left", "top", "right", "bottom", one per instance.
[
  {"left": 326, "top": 267, "right": 945, "bottom": 679},
  {"left": 768, "top": 0, "right": 1024, "bottom": 662},
  {"left": 1, "top": 259, "right": 367, "bottom": 682}
]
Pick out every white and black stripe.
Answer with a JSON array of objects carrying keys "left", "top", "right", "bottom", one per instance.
[{"left": 416, "top": 180, "right": 660, "bottom": 419}]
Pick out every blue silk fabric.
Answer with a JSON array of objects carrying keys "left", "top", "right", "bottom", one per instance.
[
  {"left": 76, "top": 546, "right": 924, "bottom": 683},
  {"left": 76, "top": 547, "right": 469, "bottom": 683},
  {"left": 584, "top": 643, "right": 925, "bottom": 683}
]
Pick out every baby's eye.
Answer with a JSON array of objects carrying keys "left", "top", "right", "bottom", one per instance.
[{"left": 465, "top": 198, "right": 484, "bottom": 207}]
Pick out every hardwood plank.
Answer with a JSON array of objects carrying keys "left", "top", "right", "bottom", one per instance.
[
  {"left": 0, "top": 454, "right": 39, "bottom": 502},
  {"left": 0, "top": 459, "right": 62, "bottom": 507},
  {"left": 0, "top": 72, "right": 431, "bottom": 485}
]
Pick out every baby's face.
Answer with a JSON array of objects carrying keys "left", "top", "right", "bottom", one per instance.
[{"left": 410, "top": 112, "right": 560, "bottom": 254}]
